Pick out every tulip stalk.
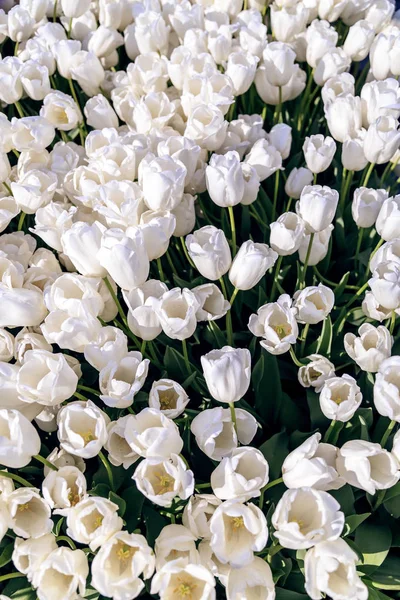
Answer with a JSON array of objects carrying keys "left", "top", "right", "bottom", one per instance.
[
  {"left": 34, "top": 454, "right": 59, "bottom": 471},
  {"left": 227, "top": 206, "right": 236, "bottom": 255},
  {"left": 229, "top": 402, "right": 237, "bottom": 434},
  {"left": 0, "top": 469, "right": 32, "bottom": 488},
  {"left": 323, "top": 420, "right": 337, "bottom": 443},
  {"left": 219, "top": 277, "right": 234, "bottom": 346},
  {"left": 299, "top": 233, "right": 315, "bottom": 289},
  {"left": 380, "top": 420, "right": 397, "bottom": 449},
  {"left": 98, "top": 450, "right": 115, "bottom": 492}
]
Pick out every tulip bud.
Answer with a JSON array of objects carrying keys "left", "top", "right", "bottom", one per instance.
[
  {"left": 84, "top": 95, "right": 119, "bottom": 130},
  {"left": 229, "top": 240, "right": 277, "bottom": 291},
  {"left": 306, "top": 20, "right": 338, "bottom": 68},
  {"left": 345, "top": 323, "right": 393, "bottom": 373},
  {"left": 11, "top": 169, "right": 58, "bottom": 215},
  {"left": 172, "top": 194, "right": 196, "bottom": 237},
  {"left": 341, "top": 130, "right": 368, "bottom": 171},
  {"left": 293, "top": 284, "right": 335, "bottom": 324},
  {"left": 370, "top": 31, "right": 400, "bottom": 81},
  {"left": 285, "top": 167, "right": 313, "bottom": 200},
  {"left": 8, "top": 6, "right": 35, "bottom": 42},
  {"left": 211, "top": 446, "right": 269, "bottom": 501},
  {"left": 139, "top": 154, "right": 186, "bottom": 212},
  {"left": 297, "top": 185, "right": 339, "bottom": 233},
  {"left": 206, "top": 151, "right": 245, "bottom": 208},
  {"left": 352, "top": 187, "right": 388, "bottom": 228},
  {"left": 201, "top": 346, "right": 251, "bottom": 405},
  {"left": 268, "top": 123, "right": 292, "bottom": 160},
  {"left": 337, "top": 439, "right": 399, "bottom": 494},
  {"left": 149, "top": 378, "right": 189, "bottom": 419},
  {"left": 185, "top": 104, "right": 228, "bottom": 152},
  {"left": 298, "top": 354, "right": 335, "bottom": 392},
  {"left": 314, "top": 48, "right": 351, "bottom": 87},
  {"left": 365, "top": 0, "right": 394, "bottom": 31},
  {"left": 369, "top": 261, "right": 400, "bottom": 310},
  {"left": 155, "top": 287, "right": 199, "bottom": 341},
  {"left": 186, "top": 226, "right": 232, "bottom": 281},
  {"left": 98, "top": 227, "right": 149, "bottom": 291},
  {"left": 261, "top": 41, "right": 297, "bottom": 87},
  {"left": 376, "top": 195, "right": 400, "bottom": 241},
  {"left": 70, "top": 50, "right": 105, "bottom": 97},
  {"left": 61, "top": 221, "right": 107, "bottom": 278},
  {"left": 226, "top": 51, "right": 258, "bottom": 96},
  {"left": 325, "top": 96, "right": 363, "bottom": 143},
  {"left": 343, "top": 20, "right": 375, "bottom": 61},
  {"left": 374, "top": 356, "right": 400, "bottom": 421},
  {"left": 364, "top": 116, "right": 400, "bottom": 165},
  {"left": 20, "top": 60, "right": 51, "bottom": 101},
  {"left": 248, "top": 294, "right": 298, "bottom": 355},
  {"left": 305, "top": 539, "right": 368, "bottom": 600},
  {"left": 271, "top": 3, "right": 309, "bottom": 43},
  {"left": 303, "top": 135, "right": 336, "bottom": 174}
]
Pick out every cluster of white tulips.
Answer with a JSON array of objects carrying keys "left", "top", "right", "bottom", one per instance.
[{"left": 0, "top": 0, "right": 399, "bottom": 599}]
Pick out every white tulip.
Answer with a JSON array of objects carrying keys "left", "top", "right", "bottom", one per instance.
[
  {"left": 211, "top": 446, "right": 269, "bottom": 501},
  {"left": 229, "top": 241, "right": 277, "bottom": 291},
  {"left": 270, "top": 212, "right": 306, "bottom": 256},
  {"left": 298, "top": 225, "right": 334, "bottom": 266},
  {"left": 0, "top": 408, "right": 41, "bottom": 468},
  {"left": 155, "top": 287, "right": 199, "bottom": 341},
  {"left": 8, "top": 487, "right": 52, "bottom": 538},
  {"left": 201, "top": 346, "right": 251, "bottom": 404},
  {"left": 297, "top": 185, "right": 339, "bottom": 234},
  {"left": 40, "top": 91, "right": 82, "bottom": 131},
  {"left": 305, "top": 538, "right": 368, "bottom": 600},
  {"left": 303, "top": 135, "right": 337, "bottom": 174},
  {"left": 123, "top": 408, "right": 183, "bottom": 460},
  {"left": 369, "top": 261, "right": 400, "bottom": 310},
  {"left": 84, "top": 326, "right": 128, "bottom": 372},
  {"left": 123, "top": 280, "right": 167, "bottom": 341},
  {"left": 248, "top": 294, "right": 298, "bottom": 355},
  {"left": 282, "top": 433, "right": 344, "bottom": 490},
  {"left": 42, "top": 465, "right": 87, "bottom": 511},
  {"left": 337, "top": 440, "right": 400, "bottom": 494},
  {"left": 91, "top": 531, "right": 155, "bottom": 600},
  {"left": 183, "top": 494, "right": 221, "bottom": 540},
  {"left": 364, "top": 116, "right": 400, "bottom": 165},
  {"left": 133, "top": 453, "right": 194, "bottom": 507},
  {"left": 244, "top": 139, "right": 283, "bottom": 181},
  {"left": 57, "top": 400, "right": 109, "bottom": 459},
  {"left": 155, "top": 524, "right": 199, "bottom": 570},
  {"left": 343, "top": 20, "right": 375, "bottom": 61},
  {"left": 272, "top": 487, "right": 344, "bottom": 549},
  {"left": 186, "top": 226, "right": 232, "bottom": 281},
  {"left": 61, "top": 221, "right": 107, "bottom": 278},
  {"left": 151, "top": 559, "right": 216, "bottom": 600},
  {"left": 193, "top": 283, "right": 230, "bottom": 322},
  {"left": 66, "top": 496, "right": 123, "bottom": 550},
  {"left": 210, "top": 500, "right": 268, "bottom": 568},
  {"left": 185, "top": 104, "right": 228, "bottom": 152},
  {"left": 98, "top": 227, "right": 149, "bottom": 291},
  {"left": 298, "top": 354, "right": 336, "bottom": 392},
  {"left": 99, "top": 351, "right": 149, "bottom": 409},
  {"left": 149, "top": 378, "right": 189, "bottom": 419},
  {"left": 319, "top": 374, "right": 362, "bottom": 422},
  {"left": 306, "top": 20, "right": 338, "bottom": 68},
  {"left": 376, "top": 195, "right": 400, "bottom": 242},
  {"left": 0, "top": 329, "right": 14, "bottom": 362},
  {"left": 12, "top": 533, "right": 57, "bottom": 583},
  {"left": 352, "top": 187, "right": 388, "bottom": 228},
  {"left": 11, "top": 116, "right": 55, "bottom": 153},
  {"left": 374, "top": 356, "right": 400, "bottom": 421},
  {"left": 32, "top": 547, "right": 88, "bottom": 600},
  {"left": 293, "top": 284, "right": 334, "bottom": 324},
  {"left": 226, "top": 556, "right": 275, "bottom": 600},
  {"left": 345, "top": 324, "right": 393, "bottom": 373}
]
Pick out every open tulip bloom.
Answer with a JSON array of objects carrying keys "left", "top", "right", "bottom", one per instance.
[{"left": 0, "top": 2, "right": 400, "bottom": 599}]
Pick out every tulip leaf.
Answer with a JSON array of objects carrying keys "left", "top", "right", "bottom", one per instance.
[
  {"left": 143, "top": 505, "right": 168, "bottom": 547},
  {"left": 370, "top": 555, "right": 400, "bottom": 590},
  {"left": 330, "top": 485, "right": 355, "bottom": 516},
  {"left": 0, "top": 541, "right": 13, "bottom": 568},
  {"left": 121, "top": 485, "right": 145, "bottom": 532},
  {"left": 109, "top": 491, "right": 126, "bottom": 517},
  {"left": 306, "top": 389, "right": 328, "bottom": 430},
  {"left": 252, "top": 351, "right": 282, "bottom": 424},
  {"left": 343, "top": 512, "right": 371, "bottom": 536},
  {"left": 164, "top": 346, "right": 188, "bottom": 382},
  {"left": 275, "top": 588, "right": 308, "bottom": 600},
  {"left": 384, "top": 483, "right": 400, "bottom": 519},
  {"left": 315, "top": 315, "right": 332, "bottom": 356},
  {"left": 259, "top": 431, "right": 289, "bottom": 480},
  {"left": 355, "top": 523, "right": 392, "bottom": 574},
  {"left": 334, "top": 271, "right": 351, "bottom": 302}
]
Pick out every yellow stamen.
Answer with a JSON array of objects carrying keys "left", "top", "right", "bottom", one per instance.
[
  {"left": 173, "top": 580, "right": 197, "bottom": 599},
  {"left": 18, "top": 503, "right": 30, "bottom": 512},
  {"left": 116, "top": 543, "right": 134, "bottom": 563},
  {"left": 80, "top": 431, "right": 96, "bottom": 444},
  {"left": 274, "top": 324, "right": 290, "bottom": 339},
  {"left": 155, "top": 473, "right": 175, "bottom": 494},
  {"left": 231, "top": 516, "right": 245, "bottom": 529}
]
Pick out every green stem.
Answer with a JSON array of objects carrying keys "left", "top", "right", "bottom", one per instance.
[
  {"left": 98, "top": 450, "right": 115, "bottom": 492},
  {"left": 300, "top": 323, "right": 310, "bottom": 357},
  {"left": 141, "top": 340, "right": 147, "bottom": 355},
  {"left": 53, "top": 0, "right": 58, "bottom": 21},
  {"left": 14, "top": 41, "right": 19, "bottom": 56},
  {"left": 361, "top": 162, "right": 375, "bottom": 188},
  {"left": 313, "top": 173, "right": 317, "bottom": 185},
  {"left": 15, "top": 101, "right": 25, "bottom": 118},
  {"left": 389, "top": 312, "right": 396, "bottom": 335},
  {"left": 180, "top": 236, "right": 195, "bottom": 268},
  {"left": 229, "top": 288, "right": 239, "bottom": 306},
  {"left": 56, "top": 535, "right": 76, "bottom": 550},
  {"left": 228, "top": 206, "right": 236, "bottom": 255},
  {"left": 274, "top": 86, "right": 283, "bottom": 125},
  {"left": 272, "top": 169, "right": 280, "bottom": 222},
  {"left": 263, "top": 477, "right": 284, "bottom": 492},
  {"left": 77, "top": 384, "right": 100, "bottom": 397},
  {"left": 157, "top": 257, "right": 165, "bottom": 282},
  {"left": 299, "top": 233, "right": 315, "bottom": 289},
  {"left": 323, "top": 420, "right": 337, "bottom": 443},
  {"left": 220, "top": 277, "right": 233, "bottom": 346},
  {"left": 17, "top": 211, "right": 26, "bottom": 231},
  {"left": 103, "top": 276, "right": 128, "bottom": 327},
  {"left": 0, "top": 572, "right": 24, "bottom": 583},
  {"left": 3, "top": 182, "right": 12, "bottom": 195},
  {"left": 165, "top": 250, "right": 178, "bottom": 276},
  {"left": 365, "top": 238, "right": 384, "bottom": 278},
  {"left": 355, "top": 227, "right": 364, "bottom": 259},
  {"left": 289, "top": 346, "right": 304, "bottom": 368},
  {"left": 34, "top": 455, "right": 58, "bottom": 471},
  {"left": 270, "top": 255, "right": 283, "bottom": 302},
  {"left": 229, "top": 402, "right": 237, "bottom": 434},
  {"left": 74, "top": 391, "right": 89, "bottom": 401},
  {"left": 182, "top": 339, "right": 191, "bottom": 376},
  {"left": 0, "top": 470, "right": 32, "bottom": 487},
  {"left": 67, "top": 16, "right": 73, "bottom": 38},
  {"left": 380, "top": 420, "right": 396, "bottom": 448}
]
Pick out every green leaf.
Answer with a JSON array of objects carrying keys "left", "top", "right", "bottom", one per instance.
[
  {"left": 258, "top": 431, "right": 289, "bottom": 480},
  {"left": 343, "top": 513, "right": 371, "bottom": 536},
  {"left": 164, "top": 347, "right": 188, "bottom": 382},
  {"left": 275, "top": 588, "right": 308, "bottom": 600},
  {"left": 315, "top": 316, "right": 332, "bottom": 356},
  {"left": 0, "top": 541, "right": 14, "bottom": 568},
  {"left": 88, "top": 483, "right": 110, "bottom": 498},
  {"left": 109, "top": 491, "right": 126, "bottom": 517},
  {"left": 355, "top": 523, "right": 392, "bottom": 574},
  {"left": 330, "top": 485, "right": 355, "bottom": 516},
  {"left": 383, "top": 482, "right": 400, "bottom": 518},
  {"left": 143, "top": 505, "right": 168, "bottom": 547},
  {"left": 120, "top": 485, "right": 145, "bottom": 532},
  {"left": 252, "top": 351, "right": 282, "bottom": 425},
  {"left": 370, "top": 555, "right": 400, "bottom": 590},
  {"left": 335, "top": 271, "right": 351, "bottom": 302},
  {"left": 307, "top": 390, "right": 328, "bottom": 430}
]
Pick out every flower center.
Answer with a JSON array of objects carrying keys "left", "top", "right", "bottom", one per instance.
[
  {"left": 273, "top": 324, "right": 290, "bottom": 339},
  {"left": 79, "top": 430, "right": 96, "bottom": 445},
  {"left": 174, "top": 580, "right": 196, "bottom": 599},
  {"left": 18, "top": 503, "right": 30, "bottom": 512},
  {"left": 231, "top": 516, "right": 245, "bottom": 529},
  {"left": 116, "top": 543, "right": 135, "bottom": 564},
  {"left": 155, "top": 472, "right": 175, "bottom": 494}
]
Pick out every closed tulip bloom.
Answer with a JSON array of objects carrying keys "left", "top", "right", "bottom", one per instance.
[
  {"left": 0, "top": 408, "right": 41, "bottom": 468},
  {"left": 370, "top": 31, "right": 400, "bottom": 81},
  {"left": 138, "top": 210, "right": 176, "bottom": 261},
  {"left": 297, "top": 185, "right": 339, "bottom": 233},
  {"left": 226, "top": 51, "right": 258, "bottom": 96},
  {"left": 248, "top": 294, "right": 298, "bottom": 355},
  {"left": 336, "top": 440, "right": 399, "bottom": 494},
  {"left": 91, "top": 531, "right": 155, "bottom": 600},
  {"left": 8, "top": 487, "right": 52, "bottom": 538},
  {"left": 0, "top": 286, "right": 47, "bottom": 329},
  {"left": 61, "top": 0, "right": 91, "bottom": 18},
  {"left": 201, "top": 346, "right": 251, "bottom": 404},
  {"left": 226, "top": 556, "right": 275, "bottom": 600},
  {"left": 57, "top": 400, "right": 109, "bottom": 459},
  {"left": 362, "top": 291, "right": 393, "bottom": 323},
  {"left": 304, "top": 539, "right": 368, "bottom": 600},
  {"left": 98, "top": 227, "right": 149, "bottom": 291},
  {"left": 361, "top": 79, "right": 400, "bottom": 129},
  {"left": 0, "top": 329, "right": 14, "bottom": 363},
  {"left": 314, "top": 48, "right": 351, "bottom": 87},
  {"left": 133, "top": 453, "right": 194, "bottom": 508},
  {"left": 139, "top": 154, "right": 186, "bottom": 212},
  {"left": 352, "top": 187, "right": 388, "bottom": 228},
  {"left": 364, "top": 116, "right": 400, "bottom": 165},
  {"left": 343, "top": 20, "right": 375, "bottom": 61},
  {"left": 342, "top": 131, "right": 368, "bottom": 172},
  {"left": 84, "top": 326, "right": 128, "bottom": 372},
  {"left": 374, "top": 356, "right": 400, "bottom": 421},
  {"left": 84, "top": 95, "right": 119, "bottom": 129},
  {"left": 123, "top": 279, "right": 167, "bottom": 341},
  {"left": 293, "top": 284, "right": 335, "bottom": 324},
  {"left": 42, "top": 465, "right": 87, "bottom": 511},
  {"left": 61, "top": 221, "right": 107, "bottom": 278},
  {"left": 244, "top": 139, "right": 283, "bottom": 181},
  {"left": 186, "top": 226, "right": 232, "bottom": 281},
  {"left": 270, "top": 3, "right": 309, "bottom": 43},
  {"left": 206, "top": 151, "right": 245, "bottom": 208},
  {"left": 11, "top": 116, "right": 55, "bottom": 153},
  {"left": 306, "top": 20, "right": 338, "bottom": 68},
  {"left": 268, "top": 123, "right": 292, "bottom": 160},
  {"left": 321, "top": 73, "right": 355, "bottom": 107},
  {"left": 8, "top": 6, "right": 34, "bottom": 42},
  {"left": 40, "top": 91, "right": 82, "bottom": 131},
  {"left": 191, "top": 407, "right": 257, "bottom": 461},
  {"left": 282, "top": 433, "right": 344, "bottom": 491},
  {"left": 32, "top": 547, "right": 89, "bottom": 600},
  {"left": 20, "top": 60, "right": 51, "bottom": 102},
  {"left": 211, "top": 446, "right": 269, "bottom": 501},
  {"left": 299, "top": 225, "right": 334, "bottom": 266},
  {"left": 325, "top": 95, "right": 363, "bottom": 144},
  {"left": 11, "top": 169, "right": 58, "bottom": 215},
  {"left": 285, "top": 167, "right": 313, "bottom": 199},
  {"left": 376, "top": 195, "right": 400, "bottom": 241},
  {"left": 319, "top": 374, "right": 362, "bottom": 422},
  {"left": 124, "top": 408, "right": 182, "bottom": 460},
  {"left": 272, "top": 487, "right": 344, "bottom": 550},
  {"left": 155, "top": 287, "right": 199, "bottom": 341},
  {"left": 66, "top": 496, "right": 123, "bottom": 550},
  {"left": 369, "top": 261, "right": 400, "bottom": 310},
  {"left": 303, "top": 135, "right": 337, "bottom": 174},
  {"left": 261, "top": 42, "right": 296, "bottom": 87},
  {"left": 193, "top": 283, "right": 230, "bottom": 322},
  {"left": 185, "top": 104, "right": 228, "bottom": 152},
  {"left": 151, "top": 559, "right": 215, "bottom": 600},
  {"left": 69, "top": 50, "right": 105, "bottom": 97},
  {"left": 229, "top": 240, "right": 278, "bottom": 291},
  {"left": 99, "top": 351, "right": 149, "bottom": 409},
  {"left": 270, "top": 212, "right": 306, "bottom": 256},
  {"left": 210, "top": 500, "right": 268, "bottom": 568},
  {"left": 345, "top": 324, "right": 393, "bottom": 373},
  {"left": 155, "top": 524, "right": 199, "bottom": 570},
  {"left": 149, "top": 379, "right": 189, "bottom": 419},
  {"left": 298, "top": 354, "right": 336, "bottom": 392},
  {"left": 183, "top": 494, "right": 221, "bottom": 539},
  {"left": 370, "top": 239, "right": 400, "bottom": 273}
]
